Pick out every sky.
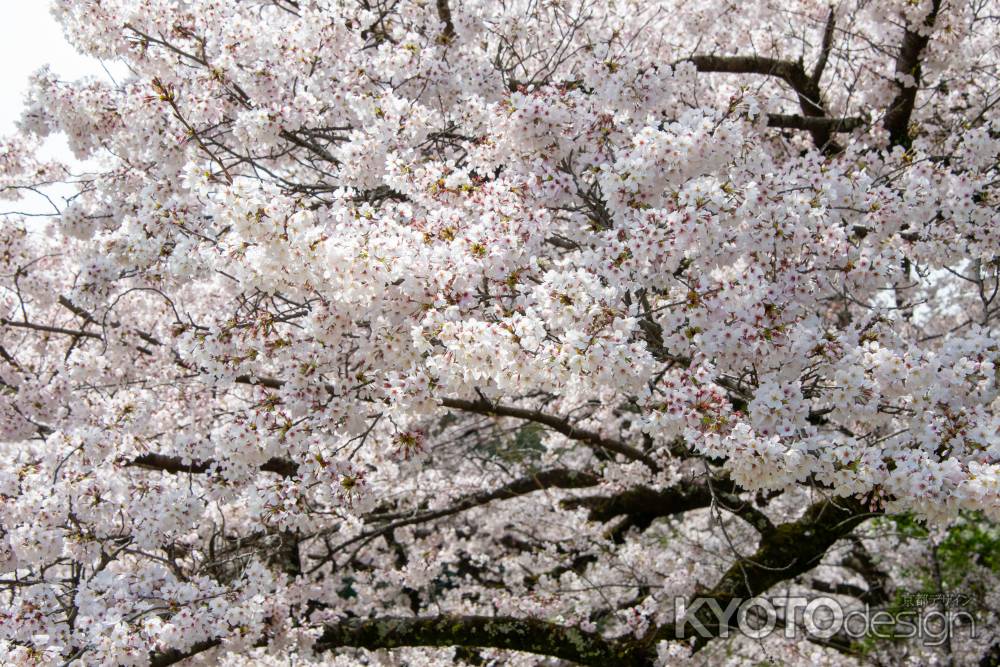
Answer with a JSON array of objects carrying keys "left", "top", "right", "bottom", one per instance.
[
  {"left": 0, "top": 2, "right": 122, "bottom": 214},
  {"left": 0, "top": 2, "right": 116, "bottom": 135}
]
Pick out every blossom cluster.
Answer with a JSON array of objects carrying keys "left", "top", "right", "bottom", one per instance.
[{"left": 0, "top": 0, "right": 998, "bottom": 665}]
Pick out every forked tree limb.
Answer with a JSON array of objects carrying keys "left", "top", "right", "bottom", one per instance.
[{"left": 884, "top": 0, "right": 943, "bottom": 147}]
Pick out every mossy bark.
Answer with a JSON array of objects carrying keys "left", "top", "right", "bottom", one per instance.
[{"left": 316, "top": 615, "right": 657, "bottom": 666}]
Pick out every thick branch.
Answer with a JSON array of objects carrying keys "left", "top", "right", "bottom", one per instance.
[
  {"left": 562, "top": 477, "right": 776, "bottom": 541},
  {"left": 708, "top": 496, "right": 874, "bottom": 602},
  {"left": 766, "top": 114, "right": 862, "bottom": 132},
  {"left": 687, "top": 56, "right": 813, "bottom": 93},
  {"left": 127, "top": 453, "right": 297, "bottom": 477},
  {"left": 714, "top": 491, "right": 777, "bottom": 534},
  {"left": 150, "top": 639, "right": 222, "bottom": 667},
  {"left": 371, "top": 467, "right": 599, "bottom": 522},
  {"left": 688, "top": 55, "right": 838, "bottom": 149},
  {"left": 441, "top": 397, "right": 659, "bottom": 471},
  {"left": 809, "top": 579, "right": 870, "bottom": 600},
  {"left": 812, "top": 8, "right": 837, "bottom": 84},
  {"left": 436, "top": 0, "right": 456, "bottom": 40},
  {"left": 654, "top": 496, "right": 879, "bottom": 643},
  {"left": 884, "top": 0, "right": 943, "bottom": 147},
  {"left": 314, "top": 615, "right": 653, "bottom": 666},
  {"left": 333, "top": 468, "right": 600, "bottom": 552},
  {"left": 561, "top": 479, "right": 718, "bottom": 527}
]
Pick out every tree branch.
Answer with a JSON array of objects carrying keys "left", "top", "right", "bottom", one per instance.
[
  {"left": 809, "top": 578, "right": 870, "bottom": 600},
  {"left": 561, "top": 479, "right": 718, "bottom": 527},
  {"left": 653, "top": 496, "right": 879, "bottom": 643},
  {"left": 811, "top": 8, "right": 837, "bottom": 84},
  {"left": 149, "top": 639, "right": 222, "bottom": 667},
  {"left": 436, "top": 0, "right": 456, "bottom": 41},
  {"left": 687, "top": 55, "right": 840, "bottom": 150},
  {"left": 150, "top": 615, "right": 656, "bottom": 666},
  {"left": 884, "top": 0, "right": 943, "bottom": 147},
  {"left": 708, "top": 496, "right": 875, "bottom": 602},
  {"left": 766, "top": 113, "right": 862, "bottom": 132},
  {"left": 314, "top": 615, "right": 653, "bottom": 666},
  {"left": 840, "top": 538, "right": 891, "bottom": 605},
  {"left": 331, "top": 468, "right": 600, "bottom": 552},
  {"left": 126, "top": 453, "right": 297, "bottom": 477},
  {"left": 1, "top": 318, "right": 102, "bottom": 340},
  {"left": 441, "top": 397, "right": 659, "bottom": 471}
]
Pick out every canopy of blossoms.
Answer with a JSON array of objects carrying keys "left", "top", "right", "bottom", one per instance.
[{"left": 0, "top": 0, "right": 998, "bottom": 665}]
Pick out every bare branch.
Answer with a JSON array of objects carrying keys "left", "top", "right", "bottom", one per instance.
[
  {"left": 651, "top": 496, "right": 879, "bottom": 644},
  {"left": 150, "top": 639, "right": 222, "bottom": 667},
  {"left": 314, "top": 615, "right": 652, "bottom": 666},
  {"left": 687, "top": 55, "right": 839, "bottom": 150},
  {"left": 884, "top": 0, "right": 943, "bottom": 147},
  {"left": 441, "top": 397, "right": 659, "bottom": 471},
  {"left": 436, "top": 0, "right": 456, "bottom": 41},
  {"left": 331, "top": 468, "right": 600, "bottom": 552},
  {"left": 127, "top": 453, "right": 297, "bottom": 477},
  {"left": 766, "top": 113, "right": 862, "bottom": 133},
  {"left": 811, "top": 8, "right": 838, "bottom": 84}
]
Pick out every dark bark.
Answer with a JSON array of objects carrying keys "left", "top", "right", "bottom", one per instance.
[
  {"left": 127, "top": 452, "right": 297, "bottom": 477},
  {"left": 315, "top": 615, "right": 654, "bottom": 666},
  {"left": 441, "top": 397, "right": 659, "bottom": 471},
  {"left": 766, "top": 114, "right": 863, "bottom": 132},
  {"left": 653, "top": 496, "right": 879, "bottom": 643},
  {"left": 884, "top": 0, "right": 943, "bottom": 148},
  {"left": 149, "top": 639, "right": 222, "bottom": 667},
  {"left": 436, "top": 0, "right": 456, "bottom": 41},
  {"left": 688, "top": 55, "right": 838, "bottom": 149}
]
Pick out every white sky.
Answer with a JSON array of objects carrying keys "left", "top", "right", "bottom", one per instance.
[
  {"left": 0, "top": 2, "right": 123, "bottom": 215},
  {"left": 0, "top": 2, "right": 117, "bottom": 135}
]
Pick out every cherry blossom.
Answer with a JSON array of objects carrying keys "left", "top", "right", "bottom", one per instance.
[{"left": 1, "top": 0, "right": 999, "bottom": 665}]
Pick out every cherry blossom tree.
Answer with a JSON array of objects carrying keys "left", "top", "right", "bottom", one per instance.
[{"left": 1, "top": 0, "right": 999, "bottom": 664}]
